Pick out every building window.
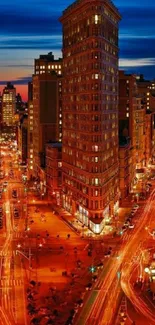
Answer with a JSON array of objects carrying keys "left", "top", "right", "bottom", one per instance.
[
  {"left": 92, "top": 145, "right": 98, "bottom": 152},
  {"left": 95, "top": 178, "right": 99, "bottom": 185},
  {"left": 58, "top": 162, "right": 62, "bottom": 167},
  {"left": 95, "top": 14, "right": 99, "bottom": 24}
]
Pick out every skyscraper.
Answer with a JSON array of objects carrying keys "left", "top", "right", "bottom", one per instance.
[
  {"left": 60, "top": 0, "right": 121, "bottom": 233},
  {"left": 2, "top": 82, "right": 16, "bottom": 126}
]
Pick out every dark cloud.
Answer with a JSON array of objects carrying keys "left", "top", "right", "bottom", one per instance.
[
  {"left": 0, "top": 76, "right": 32, "bottom": 85},
  {"left": 119, "top": 7, "right": 155, "bottom": 36},
  {"left": 0, "top": 11, "right": 61, "bottom": 35},
  {"left": 120, "top": 65, "right": 155, "bottom": 80},
  {"left": 119, "top": 38, "right": 155, "bottom": 59}
]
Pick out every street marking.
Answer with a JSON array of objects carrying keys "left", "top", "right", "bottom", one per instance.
[{"left": 0, "top": 279, "right": 23, "bottom": 287}]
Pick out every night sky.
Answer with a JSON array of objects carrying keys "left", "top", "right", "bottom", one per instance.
[{"left": 0, "top": 0, "right": 155, "bottom": 100}]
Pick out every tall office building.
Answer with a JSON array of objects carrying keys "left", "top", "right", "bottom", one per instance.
[
  {"left": 60, "top": 0, "right": 121, "bottom": 233},
  {"left": 35, "top": 52, "right": 62, "bottom": 76},
  {"left": 28, "top": 53, "right": 62, "bottom": 180},
  {"left": 2, "top": 82, "right": 16, "bottom": 126}
]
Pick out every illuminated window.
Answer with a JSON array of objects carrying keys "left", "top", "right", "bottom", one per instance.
[
  {"left": 58, "top": 162, "right": 62, "bottom": 167},
  {"left": 92, "top": 145, "right": 98, "bottom": 152},
  {"left": 95, "top": 74, "right": 99, "bottom": 79},
  {"left": 95, "top": 15, "right": 99, "bottom": 24},
  {"left": 30, "top": 155, "right": 33, "bottom": 158},
  {"left": 95, "top": 178, "right": 99, "bottom": 185},
  {"left": 126, "top": 113, "right": 129, "bottom": 117},
  {"left": 95, "top": 157, "right": 98, "bottom": 162},
  {"left": 48, "top": 65, "right": 51, "bottom": 69}
]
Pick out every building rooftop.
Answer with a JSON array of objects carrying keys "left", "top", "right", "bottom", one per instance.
[
  {"left": 36, "top": 52, "right": 62, "bottom": 62},
  {"left": 63, "top": 0, "right": 119, "bottom": 16},
  {"left": 4, "top": 82, "right": 15, "bottom": 90}
]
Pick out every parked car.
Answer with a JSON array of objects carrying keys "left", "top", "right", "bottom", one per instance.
[{"left": 128, "top": 224, "right": 135, "bottom": 229}]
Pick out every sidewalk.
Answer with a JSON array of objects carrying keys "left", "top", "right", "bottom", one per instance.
[{"left": 27, "top": 195, "right": 134, "bottom": 238}]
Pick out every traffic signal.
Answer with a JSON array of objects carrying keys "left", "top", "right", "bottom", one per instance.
[{"left": 89, "top": 266, "right": 96, "bottom": 273}]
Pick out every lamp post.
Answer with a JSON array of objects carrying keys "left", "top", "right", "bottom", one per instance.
[{"left": 16, "top": 244, "right": 33, "bottom": 281}]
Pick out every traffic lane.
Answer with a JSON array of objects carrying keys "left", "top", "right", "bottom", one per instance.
[
  {"left": 126, "top": 298, "right": 152, "bottom": 325},
  {"left": 128, "top": 260, "right": 155, "bottom": 316},
  {"left": 83, "top": 191, "right": 155, "bottom": 324},
  {"left": 121, "top": 197, "right": 155, "bottom": 323},
  {"left": 76, "top": 250, "right": 124, "bottom": 324},
  {"left": 121, "top": 267, "right": 155, "bottom": 324}
]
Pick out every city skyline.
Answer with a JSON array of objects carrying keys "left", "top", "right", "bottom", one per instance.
[
  {"left": 0, "top": 1, "right": 155, "bottom": 323},
  {"left": 0, "top": 0, "right": 155, "bottom": 100}
]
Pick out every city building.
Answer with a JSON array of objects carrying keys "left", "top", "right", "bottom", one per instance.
[
  {"left": 60, "top": 0, "right": 121, "bottom": 233},
  {"left": 119, "top": 137, "right": 132, "bottom": 199},
  {"left": 119, "top": 71, "right": 146, "bottom": 191},
  {"left": 27, "top": 81, "right": 34, "bottom": 177},
  {"left": 20, "top": 115, "right": 28, "bottom": 165},
  {"left": 16, "top": 93, "right": 23, "bottom": 113},
  {"left": 2, "top": 82, "right": 16, "bottom": 126},
  {"left": 27, "top": 53, "right": 63, "bottom": 181},
  {"left": 137, "top": 74, "right": 155, "bottom": 112},
  {"left": 133, "top": 96, "right": 145, "bottom": 170},
  {"left": 46, "top": 142, "right": 62, "bottom": 204},
  {"left": 32, "top": 73, "right": 61, "bottom": 178},
  {"left": 35, "top": 52, "right": 62, "bottom": 76},
  {"left": 151, "top": 113, "right": 155, "bottom": 165},
  {"left": 145, "top": 110, "right": 152, "bottom": 167},
  {"left": 34, "top": 52, "right": 63, "bottom": 142}
]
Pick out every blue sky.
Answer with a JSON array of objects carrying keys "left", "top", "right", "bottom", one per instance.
[{"left": 0, "top": 0, "right": 155, "bottom": 98}]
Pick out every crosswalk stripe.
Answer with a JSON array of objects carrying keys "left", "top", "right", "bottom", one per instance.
[{"left": 0, "top": 279, "right": 23, "bottom": 287}]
